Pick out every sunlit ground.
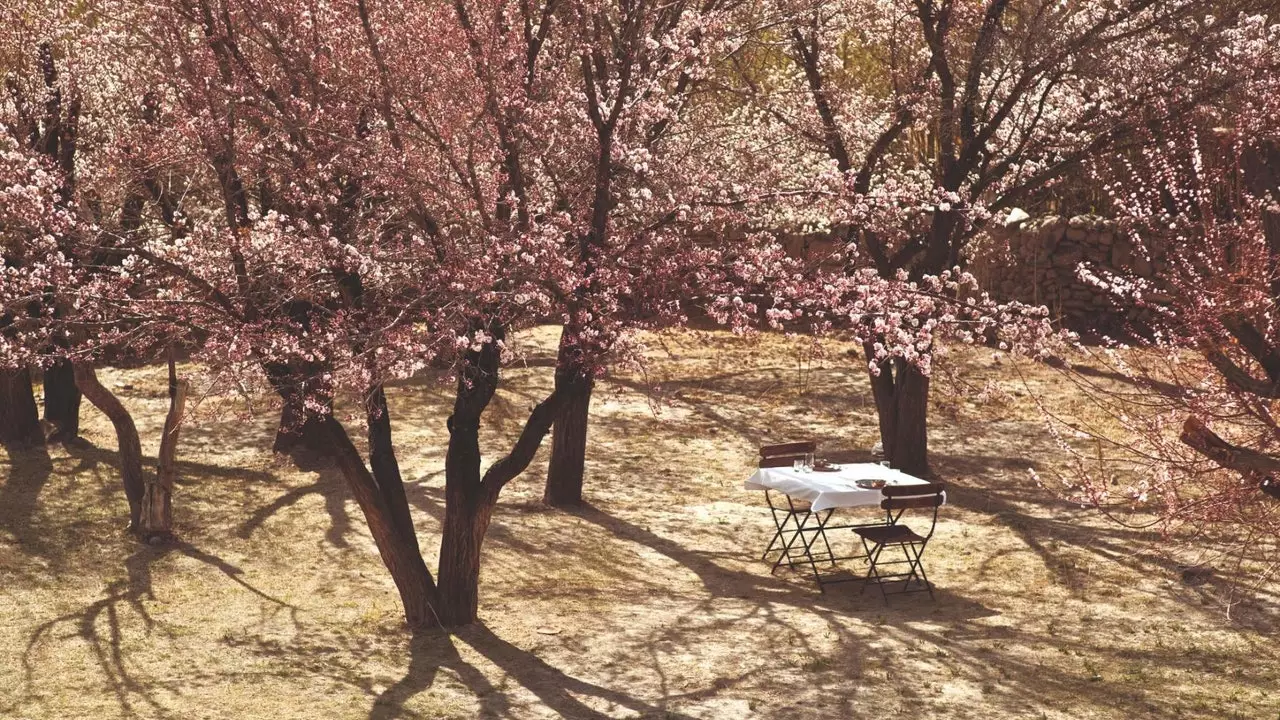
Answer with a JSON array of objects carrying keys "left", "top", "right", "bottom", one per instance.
[{"left": 2, "top": 327, "right": 1276, "bottom": 719}]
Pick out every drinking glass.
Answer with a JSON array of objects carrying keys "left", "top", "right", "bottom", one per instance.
[
  {"left": 805, "top": 452, "right": 815, "bottom": 469},
  {"left": 793, "top": 458, "right": 804, "bottom": 472}
]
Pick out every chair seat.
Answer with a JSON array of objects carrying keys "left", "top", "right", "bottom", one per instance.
[{"left": 854, "top": 524, "right": 925, "bottom": 545}]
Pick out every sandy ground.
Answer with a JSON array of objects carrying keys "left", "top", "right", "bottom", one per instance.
[{"left": 1, "top": 327, "right": 1277, "bottom": 720}]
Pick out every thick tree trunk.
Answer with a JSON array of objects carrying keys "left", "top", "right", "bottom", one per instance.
[
  {"left": 437, "top": 320, "right": 563, "bottom": 626},
  {"left": 273, "top": 392, "right": 331, "bottom": 454},
  {"left": 545, "top": 372, "right": 594, "bottom": 507},
  {"left": 73, "top": 364, "right": 145, "bottom": 529},
  {"left": 0, "top": 368, "right": 43, "bottom": 447},
  {"left": 320, "top": 392, "right": 438, "bottom": 630},
  {"left": 864, "top": 346, "right": 930, "bottom": 477},
  {"left": 436, "top": 492, "right": 493, "bottom": 626},
  {"left": 142, "top": 355, "right": 187, "bottom": 540},
  {"left": 42, "top": 358, "right": 81, "bottom": 441},
  {"left": 266, "top": 366, "right": 332, "bottom": 456},
  {"left": 440, "top": 327, "right": 501, "bottom": 627}
]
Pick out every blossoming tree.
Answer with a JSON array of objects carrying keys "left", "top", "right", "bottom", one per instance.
[
  {"left": 726, "top": 0, "right": 1270, "bottom": 474},
  {"left": 1055, "top": 17, "right": 1280, "bottom": 573},
  {"left": 86, "top": 0, "right": 772, "bottom": 626}
]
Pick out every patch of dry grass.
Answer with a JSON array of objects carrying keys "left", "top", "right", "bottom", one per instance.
[{"left": 1, "top": 327, "right": 1277, "bottom": 719}]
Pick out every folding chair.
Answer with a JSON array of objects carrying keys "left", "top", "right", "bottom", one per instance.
[
  {"left": 854, "top": 482, "right": 945, "bottom": 602},
  {"left": 758, "top": 442, "right": 835, "bottom": 571}
]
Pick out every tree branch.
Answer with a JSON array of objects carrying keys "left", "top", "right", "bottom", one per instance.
[
  {"left": 480, "top": 389, "right": 565, "bottom": 498},
  {"left": 1180, "top": 417, "right": 1280, "bottom": 500}
]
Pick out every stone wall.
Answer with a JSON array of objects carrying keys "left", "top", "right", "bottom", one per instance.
[{"left": 973, "top": 214, "right": 1162, "bottom": 337}]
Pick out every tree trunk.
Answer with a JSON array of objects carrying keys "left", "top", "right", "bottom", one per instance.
[
  {"left": 0, "top": 368, "right": 43, "bottom": 447},
  {"left": 73, "top": 364, "right": 144, "bottom": 529},
  {"left": 267, "top": 366, "right": 332, "bottom": 456},
  {"left": 440, "top": 329, "right": 500, "bottom": 626},
  {"left": 436, "top": 319, "right": 561, "bottom": 626},
  {"left": 42, "top": 358, "right": 81, "bottom": 441},
  {"left": 545, "top": 372, "right": 594, "bottom": 506},
  {"left": 436, "top": 492, "right": 493, "bottom": 626},
  {"left": 273, "top": 392, "right": 331, "bottom": 454},
  {"left": 142, "top": 354, "right": 187, "bottom": 541},
  {"left": 864, "top": 346, "right": 930, "bottom": 477},
  {"left": 320, "top": 394, "right": 439, "bottom": 630}
]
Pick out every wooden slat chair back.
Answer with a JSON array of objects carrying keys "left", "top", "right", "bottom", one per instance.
[
  {"left": 758, "top": 441, "right": 817, "bottom": 468},
  {"left": 757, "top": 441, "right": 834, "bottom": 571},
  {"left": 853, "top": 482, "right": 946, "bottom": 602}
]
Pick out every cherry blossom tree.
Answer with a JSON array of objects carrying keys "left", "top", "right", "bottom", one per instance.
[
  {"left": 725, "top": 0, "right": 1272, "bottom": 475},
  {"left": 0, "top": 134, "right": 74, "bottom": 447},
  {"left": 441, "top": 0, "right": 772, "bottom": 505},
  {"left": 1, "top": 9, "right": 200, "bottom": 535},
  {"left": 1049, "top": 16, "right": 1280, "bottom": 578},
  {"left": 89, "top": 0, "right": 775, "bottom": 627},
  {"left": 0, "top": 11, "right": 85, "bottom": 446}
]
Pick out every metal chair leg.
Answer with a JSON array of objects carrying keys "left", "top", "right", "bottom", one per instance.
[
  {"left": 761, "top": 490, "right": 788, "bottom": 560},
  {"left": 772, "top": 509, "right": 810, "bottom": 571}
]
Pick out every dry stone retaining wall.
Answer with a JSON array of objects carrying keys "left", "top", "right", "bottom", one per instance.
[{"left": 974, "top": 214, "right": 1163, "bottom": 336}]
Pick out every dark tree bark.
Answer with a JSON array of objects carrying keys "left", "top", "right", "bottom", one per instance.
[
  {"left": 320, "top": 394, "right": 440, "bottom": 629},
  {"left": 438, "top": 321, "right": 504, "bottom": 626},
  {"left": 265, "top": 364, "right": 333, "bottom": 456},
  {"left": 865, "top": 345, "right": 930, "bottom": 477},
  {"left": 545, "top": 327, "right": 595, "bottom": 506},
  {"left": 273, "top": 390, "right": 332, "bottom": 455},
  {"left": 73, "top": 364, "right": 144, "bottom": 528},
  {"left": 142, "top": 353, "right": 187, "bottom": 540},
  {"left": 0, "top": 368, "right": 44, "bottom": 447},
  {"left": 42, "top": 358, "right": 81, "bottom": 441},
  {"left": 438, "top": 321, "right": 564, "bottom": 625},
  {"left": 436, "top": 471, "right": 493, "bottom": 626},
  {"left": 544, "top": 374, "right": 593, "bottom": 506},
  {"left": 1181, "top": 416, "right": 1280, "bottom": 500}
]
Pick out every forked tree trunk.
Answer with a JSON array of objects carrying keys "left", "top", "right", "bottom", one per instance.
[
  {"left": 73, "top": 364, "right": 144, "bottom": 528},
  {"left": 865, "top": 346, "right": 930, "bottom": 477},
  {"left": 438, "top": 320, "right": 563, "bottom": 626},
  {"left": 0, "top": 368, "right": 43, "bottom": 447},
  {"left": 141, "top": 354, "right": 187, "bottom": 540},
  {"left": 545, "top": 371, "right": 593, "bottom": 506},
  {"left": 42, "top": 358, "right": 81, "bottom": 441},
  {"left": 439, "top": 393, "right": 561, "bottom": 626},
  {"left": 320, "top": 390, "right": 439, "bottom": 629}
]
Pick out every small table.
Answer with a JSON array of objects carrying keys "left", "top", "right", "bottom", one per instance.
[{"left": 745, "top": 463, "right": 940, "bottom": 589}]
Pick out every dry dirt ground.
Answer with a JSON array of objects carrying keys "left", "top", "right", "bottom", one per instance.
[{"left": 2, "top": 327, "right": 1278, "bottom": 720}]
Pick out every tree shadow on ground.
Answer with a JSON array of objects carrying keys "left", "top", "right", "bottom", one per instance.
[
  {"left": 236, "top": 451, "right": 353, "bottom": 548},
  {"left": 1043, "top": 355, "right": 1186, "bottom": 400},
  {"left": 15, "top": 539, "right": 296, "bottom": 720},
  {"left": 933, "top": 450, "right": 1280, "bottom": 632},
  {"left": 368, "top": 624, "right": 709, "bottom": 720},
  {"left": 0, "top": 439, "right": 56, "bottom": 560},
  {"left": 566, "top": 501, "right": 997, "bottom": 617},
  {"left": 59, "top": 439, "right": 276, "bottom": 485}
]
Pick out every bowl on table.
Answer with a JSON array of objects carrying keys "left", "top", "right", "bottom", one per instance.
[
  {"left": 855, "top": 479, "right": 887, "bottom": 489},
  {"left": 812, "top": 460, "right": 841, "bottom": 472}
]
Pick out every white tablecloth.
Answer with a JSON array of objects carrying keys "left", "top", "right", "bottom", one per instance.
[{"left": 744, "top": 463, "right": 937, "bottom": 511}]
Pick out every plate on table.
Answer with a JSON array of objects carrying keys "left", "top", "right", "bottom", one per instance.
[
  {"left": 812, "top": 462, "right": 841, "bottom": 472},
  {"left": 855, "top": 479, "right": 887, "bottom": 489}
]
